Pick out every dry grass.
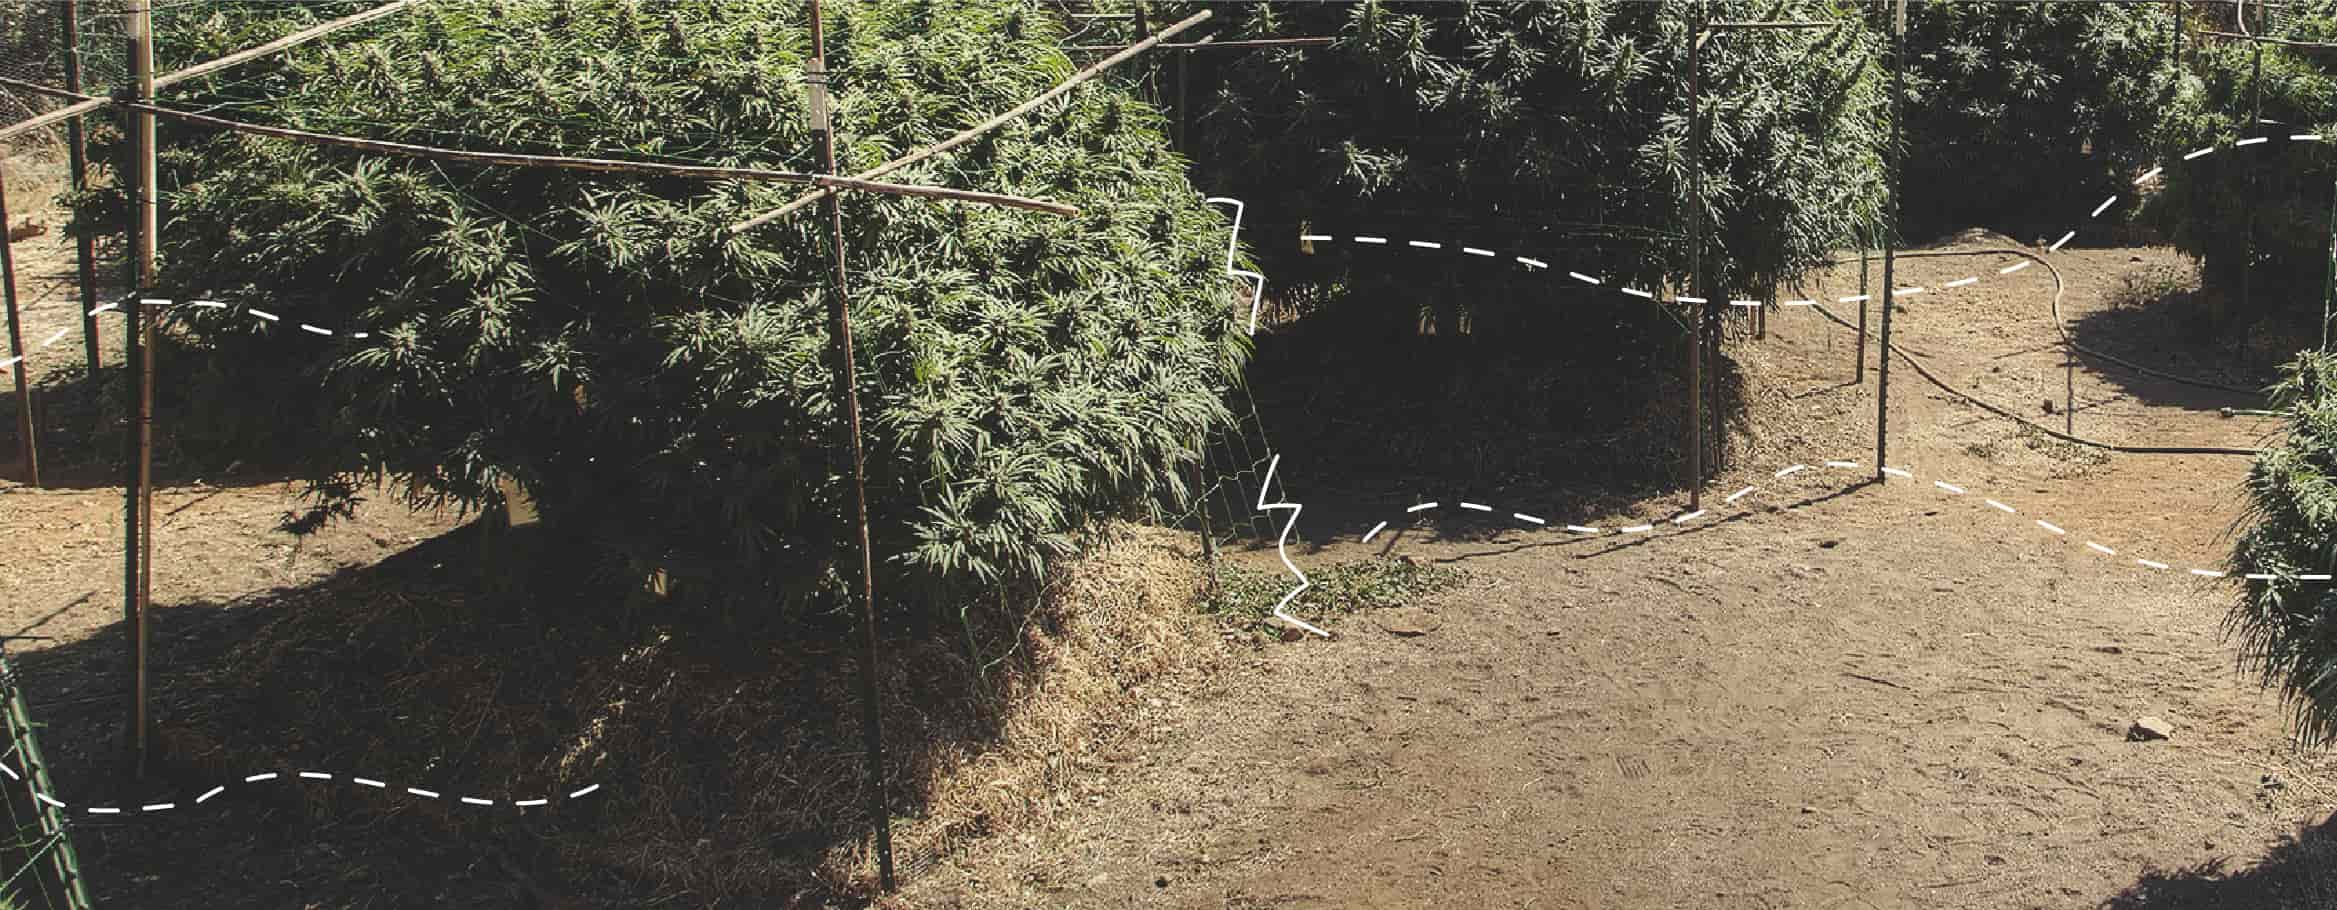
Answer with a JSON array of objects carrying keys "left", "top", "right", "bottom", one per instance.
[
  {"left": 856, "top": 524, "right": 1222, "bottom": 890},
  {"left": 60, "top": 519, "right": 1224, "bottom": 907}
]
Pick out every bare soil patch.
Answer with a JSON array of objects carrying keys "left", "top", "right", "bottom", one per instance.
[{"left": 902, "top": 233, "right": 2336, "bottom": 909}]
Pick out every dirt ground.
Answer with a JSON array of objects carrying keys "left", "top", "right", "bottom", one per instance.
[
  {"left": 894, "top": 234, "right": 2337, "bottom": 909},
  {"left": 7, "top": 153, "right": 2337, "bottom": 909}
]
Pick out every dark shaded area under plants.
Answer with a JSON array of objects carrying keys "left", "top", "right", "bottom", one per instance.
[
  {"left": 0, "top": 328, "right": 339, "bottom": 492},
  {"left": 11, "top": 515, "right": 1194, "bottom": 908},
  {"left": 2064, "top": 265, "right": 2309, "bottom": 410},
  {"left": 1244, "top": 278, "right": 1749, "bottom": 537}
]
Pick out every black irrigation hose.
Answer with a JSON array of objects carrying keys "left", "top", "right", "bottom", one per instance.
[
  {"left": 1801, "top": 250, "right": 2262, "bottom": 457},
  {"left": 1830, "top": 248, "right": 2267, "bottom": 396}
]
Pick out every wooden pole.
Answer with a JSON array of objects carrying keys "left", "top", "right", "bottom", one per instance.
[
  {"left": 123, "top": 0, "right": 157, "bottom": 780},
  {"left": 806, "top": 0, "right": 894, "bottom": 891},
  {"left": 2324, "top": 172, "right": 2336, "bottom": 350},
  {"left": 1063, "top": 36, "right": 1336, "bottom": 52},
  {"left": 7, "top": 93, "right": 1069, "bottom": 215},
  {"left": 150, "top": 0, "right": 425, "bottom": 91},
  {"left": 1856, "top": 240, "right": 1868, "bottom": 383},
  {"left": 1135, "top": 5, "right": 1152, "bottom": 105},
  {"left": 64, "top": 0, "right": 102, "bottom": 379},
  {"left": 729, "top": 8, "right": 1215, "bottom": 232},
  {"left": 6, "top": 77, "right": 1080, "bottom": 216},
  {"left": 1875, "top": 0, "right": 1906, "bottom": 483},
  {"left": 1194, "top": 442, "right": 1218, "bottom": 572},
  {"left": 1, "top": 168, "right": 34, "bottom": 488},
  {"left": 2240, "top": 8, "right": 2263, "bottom": 358},
  {"left": 1684, "top": 10, "right": 1705, "bottom": 511},
  {"left": 2197, "top": 28, "right": 2337, "bottom": 49},
  {"left": 2066, "top": 347, "right": 2076, "bottom": 435},
  {"left": 1173, "top": 44, "right": 1188, "bottom": 151},
  {"left": 0, "top": 0, "right": 427, "bottom": 145}
]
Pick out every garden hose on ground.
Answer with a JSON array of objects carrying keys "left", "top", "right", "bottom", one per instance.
[
  {"left": 1797, "top": 249, "right": 2262, "bottom": 457},
  {"left": 1829, "top": 248, "right": 2268, "bottom": 396}
]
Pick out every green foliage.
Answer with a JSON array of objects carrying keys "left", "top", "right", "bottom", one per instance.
[
  {"left": 1895, "top": 1, "right": 2178, "bottom": 241},
  {"left": 1148, "top": 0, "right": 1886, "bottom": 490},
  {"left": 1202, "top": 556, "right": 1465, "bottom": 627},
  {"left": 2230, "top": 351, "right": 2337, "bottom": 745},
  {"left": 1186, "top": 0, "right": 1888, "bottom": 312},
  {"left": 99, "top": 0, "right": 1247, "bottom": 621},
  {"left": 2147, "top": 2, "right": 2337, "bottom": 325}
]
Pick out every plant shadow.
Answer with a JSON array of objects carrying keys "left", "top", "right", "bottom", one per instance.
[
  {"left": 2101, "top": 813, "right": 2337, "bottom": 910},
  {"left": 2061, "top": 268, "right": 2307, "bottom": 411},
  {"left": 1251, "top": 287, "right": 1752, "bottom": 548},
  {"left": 1, "top": 333, "right": 332, "bottom": 491},
  {"left": 1, "top": 515, "right": 1120, "bottom": 908}
]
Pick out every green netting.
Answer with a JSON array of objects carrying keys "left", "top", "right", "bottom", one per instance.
[{"left": 0, "top": 646, "right": 91, "bottom": 910}]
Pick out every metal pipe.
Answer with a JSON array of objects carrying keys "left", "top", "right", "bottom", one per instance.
[
  {"left": 1876, "top": 0, "right": 1906, "bottom": 483},
  {"left": 63, "top": 0, "right": 101, "bottom": 379}
]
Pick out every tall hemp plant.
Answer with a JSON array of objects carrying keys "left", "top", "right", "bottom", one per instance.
[
  {"left": 87, "top": 0, "right": 1249, "bottom": 626},
  {"left": 2148, "top": 4, "right": 2337, "bottom": 330},
  {"left": 1892, "top": 1, "right": 2177, "bottom": 242},
  {"left": 1163, "top": 0, "right": 1887, "bottom": 485},
  {"left": 2230, "top": 351, "right": 2337, "bottom": 745}
]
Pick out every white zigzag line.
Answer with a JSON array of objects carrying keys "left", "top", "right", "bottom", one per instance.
[
  {"left": 1257, "top": 454, "right": 1329, "bottom": 638},
  {"left": 1205, "top": 196, "right": 1268, "bottom": 335}
]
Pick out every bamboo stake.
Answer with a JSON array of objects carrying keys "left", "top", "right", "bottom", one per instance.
[
  {"left": 99, "top": 95, "right": 1074, "bottom": 215},
  {"left": 1856, "top": 238, "right": 1868, "bottom": 382},
  {"left": 806, "top": 1, "right": 895, "bottom": 891},
  {"left": 0, "top": 77, "right": 1079, "bottom": 214},
  {"left": 2241, "top": 22, "right": 2262, "bottom": 356},
  {"left": 1063, "top": 36, "right": 1335, "bottom": 52},
  {"left": 1, "top": 641, "right": 94, "bottom": 909},
  {"left": 151, "top": 0, "right": 427, "bottom": 91},
  {"left": 0, "top": 167, "right": 34, "bottom": 488},
  {"left": 1685, "top": 8, "right": 1705, "bottom": 511},
  {"left": 64, "top": 0, "right": 101, "bottom": 379},
  {"left": 1708, "top": 20, "right": 1842, "bottom": 29},
  {"left": 123, "top": 0, "right": 157, "bottom": 781},
  {"left": 728, "top": 8, "right": 1214, "bottom": 233},
  {"left": 2198, "top": 28, "right": 2337, "bottom": 49},
  {"left": 2324, "top": 173, "right": 2336, "bottom": 350},
  {"left": 0, "top": 96, "right": 103, "bottom": 146},
  {"left": 0, "top": 0, "right": 426, "bottom": 143}
]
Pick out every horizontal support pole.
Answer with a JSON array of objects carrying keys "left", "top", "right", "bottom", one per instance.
[
  {"left": 1707, "top": 20, "right": 1843, "bottom": 30},
  {"left": 1, "top": 0, "right": 422, "bottom": 142},
  {"left": 155, "top": 0, "right": 424, "bottom": 90},
  {"left": 727, "top": 8, "right": 1212, "bottom": 234},
  {"left": 2196, "top": 28, "right": 2337, "bottom": 49},
  {"left": 26, "top": 89, "right": 1073, "bottom": 213},
  {"left": 1066, "top": 36, "right": 1336, "bottom": 52}
]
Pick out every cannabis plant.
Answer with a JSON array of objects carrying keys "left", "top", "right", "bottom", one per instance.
[
  {"left": 1895, "top": 1, "right": 2178, "bottom": 242},
  {"left": 1149, "top": 0, "right": 1884, "bottom": 486},
  {"left": 2231, "top": 351, "right": 2337, "bottom": 745},
  {"left": 1182, "top": 0, "right": 1888, "bottom": 317},
  {"left": 2147, "top": 2, "right": 2337, "bottom": 328},
  {"left": 99, "top": 0, "right": 1247, "bottom": 622}
]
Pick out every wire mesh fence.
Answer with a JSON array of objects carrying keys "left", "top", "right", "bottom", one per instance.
[
  {"left": 1144, "top": 380, "right": 1289, "bottom": 553},
  {"left": 0, "top": 645, "right": 92, "bottom": 910},
  {"left": 1, "top": 1, "right": 126, "bottom": 150}
]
